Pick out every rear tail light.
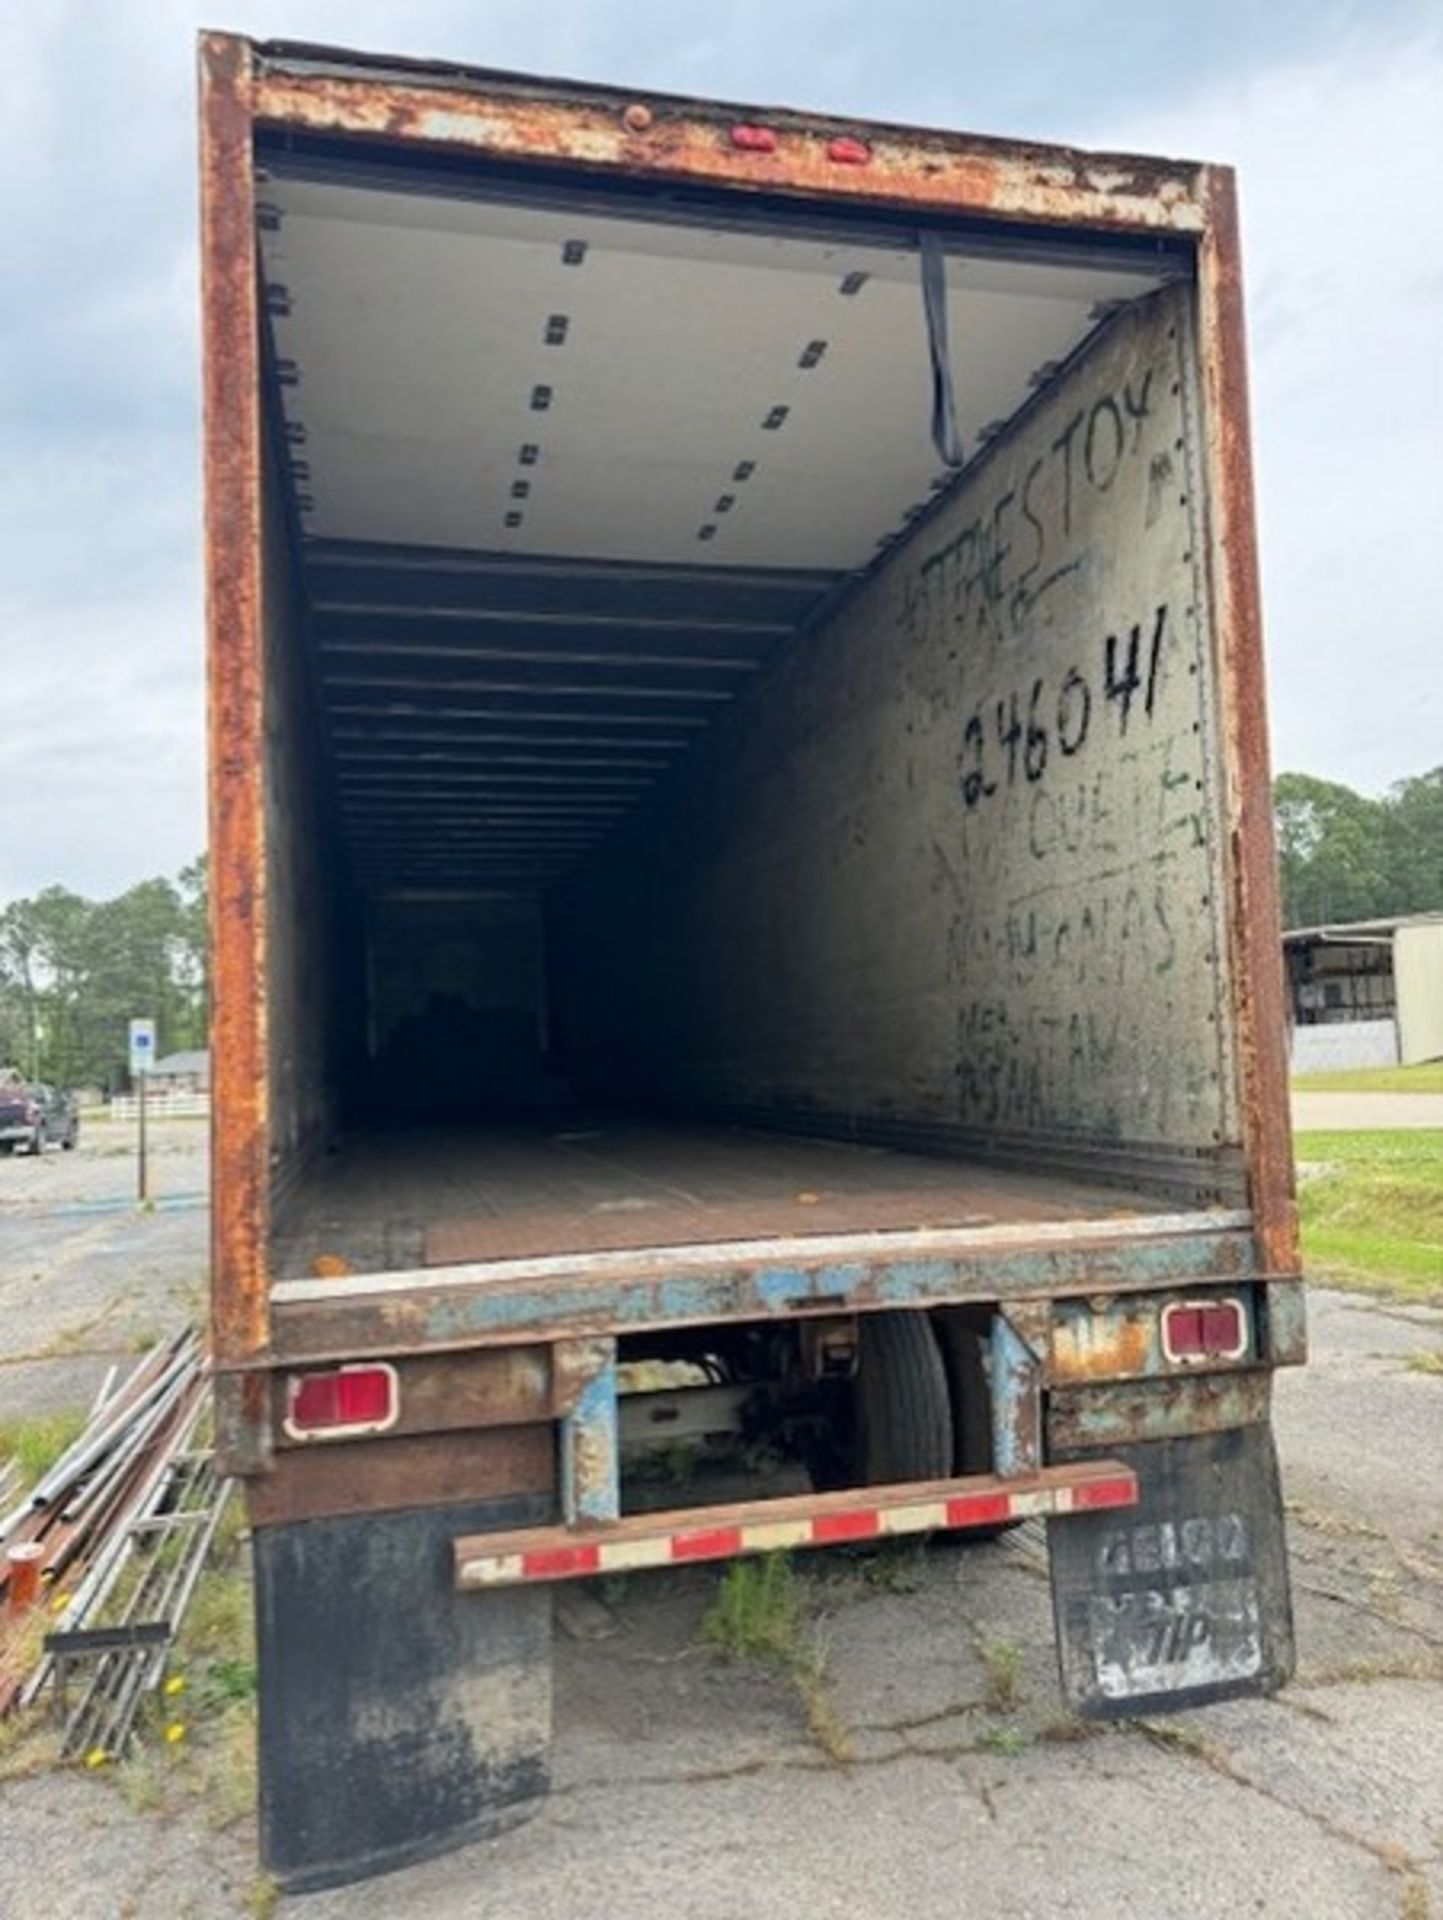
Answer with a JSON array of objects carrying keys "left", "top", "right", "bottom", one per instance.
[
  {"left": 1161, "top": 1298, "right": 1248, "bottom": 1365},
  {"left": 284, "top": 1363, "right": 399, "bottom": 1440}
]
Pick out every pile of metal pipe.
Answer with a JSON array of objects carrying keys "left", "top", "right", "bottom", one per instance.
[{"left": 0, "top": 1330, "right": 229, "bottom": 1748}]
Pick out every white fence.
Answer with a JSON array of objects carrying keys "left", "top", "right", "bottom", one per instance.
[
  {"left": 1289, "top": 1019, "right": 1399, "bottom": 1076},
  {"left": 108, "top": 1092, "right": 210, "bottom": 1122}
]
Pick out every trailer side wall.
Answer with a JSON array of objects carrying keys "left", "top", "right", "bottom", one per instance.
[{"left": 552, "top": 287, "right": 1238, "bottom": 1198}]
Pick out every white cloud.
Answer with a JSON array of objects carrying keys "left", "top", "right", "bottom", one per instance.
[{"left": 1098, "top": 27, "right": 1443, "bottom": 794}]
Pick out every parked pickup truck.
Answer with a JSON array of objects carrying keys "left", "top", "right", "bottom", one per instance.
[
  {"left": 0, "top": 1081, "right": 78, "bottom": 1155},
  {"left": 200, "top": 33, "right": 1304, "bottom": 1892}
]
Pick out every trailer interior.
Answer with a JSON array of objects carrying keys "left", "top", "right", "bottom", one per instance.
[{"left": 253, "top": 127, "right": 1245, "bottom": 1295}]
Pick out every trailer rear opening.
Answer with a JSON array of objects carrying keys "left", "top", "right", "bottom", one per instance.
[
  {"left": 203, "top": 37, "right": 1302, "bottom": 1892},
  {"left": 254, "top": 149, "right": 1241, "bottom": 1281}
]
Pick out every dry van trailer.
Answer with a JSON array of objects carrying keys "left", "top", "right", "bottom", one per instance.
[{"left": 200, "top": 33, "right": 1303, "bottom": 1891}]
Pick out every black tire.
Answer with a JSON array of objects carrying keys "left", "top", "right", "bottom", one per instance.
[
  {"left": 935, "top": 1315, "right": 1020, "bottom": 1539},
  {"left": 855, "top": 1311, "right": 954, "bottom": 1485},
  {"left": 0, "top": 1141, "right": 12, "bottom": 1156},
  {"left": 62, "top": 1125, "right": 77, "bottom": 1151}
]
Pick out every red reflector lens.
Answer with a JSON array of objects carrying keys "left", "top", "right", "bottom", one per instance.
[
  {"left": 1163, "top": 1299, "right": 1246, "bottom": 1361},
  {"left": 730, "top": 124, "right": 778, "bottom": 152},
  {"left": 286, "top": 1365, "right": 397, "bottom": 1436}
]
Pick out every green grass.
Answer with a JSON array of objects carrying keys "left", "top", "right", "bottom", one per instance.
[
  {"left": 0, "top": 1408, "right": 87, "bottom": 1487},
  {"left": 1295, "top": 1128, "right": 1443, "bottom": 1302},
  {"left": 701, "top": 1553, "right": 807, "bottom": 1666},
  {"left": 700, "top": 1556, "right": 853, "bottom": 1763},
  {"left": 1292, "top": 1062, "right": 1443, "bottom": 1094}
]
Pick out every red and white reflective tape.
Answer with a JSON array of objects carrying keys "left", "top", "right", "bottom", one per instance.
[{"left": 455, "top": 1463, "right": 1137, "bottom": 1590}]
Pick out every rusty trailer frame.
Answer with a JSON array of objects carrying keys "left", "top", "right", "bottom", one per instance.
[{"left": 201, "top": 33, "right": 1298, "bottom": 1457}]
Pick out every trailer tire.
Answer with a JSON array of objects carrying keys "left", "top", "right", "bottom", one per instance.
[
  {"left": 935, "top": 1314, "right": 1020, "bottom": 1540},
  {"left": 856, "top": 1311, "right": 953, "bottom": 1485}
]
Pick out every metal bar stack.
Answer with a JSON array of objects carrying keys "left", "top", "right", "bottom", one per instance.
[{"left": 0, "top": 1330, "right": 232, "bottom": 1756}]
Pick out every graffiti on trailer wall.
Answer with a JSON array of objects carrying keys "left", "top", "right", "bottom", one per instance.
[{"left": 902, "top": 287, "right": 1235, "bottom": 1148}]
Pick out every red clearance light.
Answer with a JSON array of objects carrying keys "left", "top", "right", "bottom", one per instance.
[
  {"left": 827, "top": 136, "right": 871, "bottom": 166},
  {"left": 1162, "top": 1299, "right": 1248, "bottom": 1365},
  {"left": 284, "top": 1363, "right": 399, "bottom": 1440},
  {"left": 730, "top": 124, "right": 778, "bottom": 152}
]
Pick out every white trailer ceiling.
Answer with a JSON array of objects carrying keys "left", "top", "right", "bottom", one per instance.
[
  {"left": 255, "top": 167, "right": 1177, "bottom": 896},
  {"left": 260, "top": 179, "right": 1171, "bottom": 570}
]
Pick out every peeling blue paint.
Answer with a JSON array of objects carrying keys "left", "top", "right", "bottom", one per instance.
[
  {"left": 561, "top": 1343, "right": 619, "bottom": 1524},
  {"left": 991, "top": 1313, "right": 1042, "bottom": 1473},
  {"left": 275, "top": 1229, "right": 1263, "bottom": 1364}
]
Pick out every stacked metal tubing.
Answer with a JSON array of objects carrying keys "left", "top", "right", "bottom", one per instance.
[{"left": 0, "top": 1329, "right": 228, "bottom": 1753}]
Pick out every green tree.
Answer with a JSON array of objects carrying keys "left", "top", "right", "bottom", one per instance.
[
  {"left": 1274, "top": 769, "right": 1443, "bottom": 927},
  {"left": 0, "top": 857, "right": 210, "bottom": 1089},
  {"left": 1383, "top": 767, "right": 1443, "bottom": 914}
]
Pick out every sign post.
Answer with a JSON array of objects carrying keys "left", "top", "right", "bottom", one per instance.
[{"left": 128, "top": 1019, "right": 156, "bottom": 1205}]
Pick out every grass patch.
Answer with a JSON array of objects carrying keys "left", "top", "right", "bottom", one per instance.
[
  {"left": 93, "top": 1507, "right": 258, "bottom": 1832},
  {"left": 0, "top": 1407, "right": 87, "bottom": 1488},
  {"left": 978, "top": 1723, "right": 1029, "bottom": 1756},
  {"left": 976, "top": 1633, "right": 1027, "bottom": 1714},
  {"left": 700, "top": 1556, "right": 853, "bottom": 1763},
  {"left": 0, "top": 1708, "right": 61, "bottom": 1781},
  {"left": 701, "top": 1554, "right": 807, "bottom": 1666},
  {"left": 1292, "top": 1062, "right": 1443, "bottom": 1095},
  {"left": 1404, "top": 1349, "right": 1443, "bottom": 1377},
  {"left": 1295, "top": 1129, "right": 1443, "bottom": 1302}
]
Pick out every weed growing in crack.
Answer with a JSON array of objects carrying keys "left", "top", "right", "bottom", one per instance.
[
  {"left": 700, "top": 1556, "right": 854, "bottom": 1764},
  {"left": 979, "top": 1723, "right": 1029, "bottom": 1756},
  {"left": 976, "top": 1633, "right": 1026, "bottom": 1714}
]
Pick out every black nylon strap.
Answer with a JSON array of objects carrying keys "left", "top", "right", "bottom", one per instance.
[{"left": 921, "top": 236, "right": 964, "bottom": 469}]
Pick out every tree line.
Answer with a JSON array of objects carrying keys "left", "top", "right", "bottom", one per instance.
[
  {"left": 0, "top": 857, "right": 207, "bottom": 1092},
  {"left": 1275, "top": 768, "right": 1442, "bottom": 930}
]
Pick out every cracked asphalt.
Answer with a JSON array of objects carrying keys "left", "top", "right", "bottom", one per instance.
[{"left": 1, "top": 1129, "right": 1440, "bottom": 1919}]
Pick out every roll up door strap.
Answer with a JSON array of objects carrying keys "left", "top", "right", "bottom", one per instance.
[{"left": 921, "top": 235, "right": 965, "bottom": 469}]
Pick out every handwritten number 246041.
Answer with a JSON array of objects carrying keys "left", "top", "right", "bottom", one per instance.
[{"left": 960, "top": 604, "right": 1169, "bottom": 810}]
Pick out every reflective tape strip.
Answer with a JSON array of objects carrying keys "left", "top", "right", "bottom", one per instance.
[{"left": 457, "top": 1464, "right": 1138, "bottom": 1589}]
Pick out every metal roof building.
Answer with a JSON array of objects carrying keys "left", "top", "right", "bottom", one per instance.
[{"left": 1283, "top": 912, "right": 1443, "bottom": 1071}]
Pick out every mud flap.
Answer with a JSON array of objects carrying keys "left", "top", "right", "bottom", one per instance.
[
  {"left": 1049, "top": 1424, "right": 1294, "bottom": 1717},
  {"left": 253, "top": 1495, "right": 552, "bottom": 1893}
]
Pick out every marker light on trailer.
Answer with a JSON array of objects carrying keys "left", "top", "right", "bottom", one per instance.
[
  {"left": 1161, "top": 1298, "right": 1248, "bottom": 1365},
  {"left": 284, "top": 1363, "right": 400, "bottom": 1441}
]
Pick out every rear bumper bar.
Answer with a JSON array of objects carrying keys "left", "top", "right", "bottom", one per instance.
[{"left": 455, "top": 1458, "right": 1137, "bottom": 1589}]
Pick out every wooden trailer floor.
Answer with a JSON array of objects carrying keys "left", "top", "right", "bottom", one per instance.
[{"left": 272, "top": 1116, "right": 1183, "bottom": 1281}]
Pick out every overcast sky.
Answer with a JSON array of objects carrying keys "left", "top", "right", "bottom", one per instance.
[{"left": 2, "top": 0, "right": 1439, "bottom": 902}]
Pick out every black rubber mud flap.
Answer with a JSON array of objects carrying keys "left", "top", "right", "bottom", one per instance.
[
  {"left": 253, "top": 1495, "right": 553, "bottom": 1893},
  {"left": 1049, "top": 1424, "right": 1294, "bottom": 1718}
]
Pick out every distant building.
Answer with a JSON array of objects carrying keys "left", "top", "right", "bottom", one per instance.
[
  {"left": 1283, "top": 913, "right": 1443, "bottom": 1072},
  {"left": 148, "top": 1049, "right": 211, "bottom": 1095}
]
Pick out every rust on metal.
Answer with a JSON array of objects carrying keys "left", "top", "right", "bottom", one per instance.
[
  {"left": 1261, "top": 1278, "right": 1308, "bottom": 1368},
  {"left": 213, "top": 1369, "right": 274, "bottom": 1478},
  {"left": 550, "top": 1335, "right": 617, "bottom": 1414},
  {"left": 1195, "top": 166, "right": 1300, "bottom": 1282},
  {"left": 249, "top": 49, "right": 1205, "bottom": 234},
  {"left": 269, "top": 1346, "right": 553, "bottom": 1447},
  {"left": 267, "top": 1225, "right": 1266, "bottom": 1366},
  {"left": 200, "top": 33, "right": 271, "bottom": 1379},
  {"left": 1049, "top": 1368, "right": 1270, "bottom": 1450},
  {"left": 1052, "top": 1306, "right": 1153, "bottom": 1384},
  {"left": 246, "top": 1424, "right": 554, "bottom": 1528}
]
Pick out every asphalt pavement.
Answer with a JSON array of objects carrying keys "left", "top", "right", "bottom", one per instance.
[{"left": 0, "top": 1126, "right": 1439, "bottom": 1919}]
